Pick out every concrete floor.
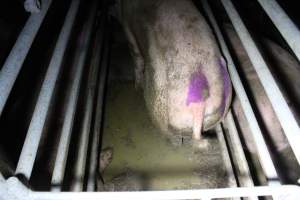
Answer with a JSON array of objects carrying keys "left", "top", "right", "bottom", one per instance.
[{"left": 101, "top": 82, "right": 231, "bottom": 191}]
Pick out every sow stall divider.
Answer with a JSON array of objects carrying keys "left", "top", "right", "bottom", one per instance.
[
  {"left": 86, "top": 13, "right": 110, "bottom": 191},
  {"left": 51, "top": 0, "right": 100, "bottom": 192},
  {"left": 256, "top": 0, "right": 300, "bottom": 62},
  {"left": 201, "top": 0, "right": 279, "bottom": 186},
  {"left": 220, "top": 0, "right": 300, "bottom": 166},
  {"left": 67, "top": 0, "right": 100, "bottom": 192},
  {"left": 15, "top": 0, "right": 81, "bottom": 180},
  {"left": 0, "top": 0, "right": 299, "bottom": 199},
  {"left": 223, "top": 111, "right": 256, "bottom": 189}
]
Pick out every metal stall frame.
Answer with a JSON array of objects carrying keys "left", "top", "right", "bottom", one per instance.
[
  {"left": 1, "top": 176, "right": 300, "bottom": 200},
  {"left": 0, "top": 0, "right": 300, "bottom": 199}
]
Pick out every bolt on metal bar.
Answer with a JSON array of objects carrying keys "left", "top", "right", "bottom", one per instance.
[
  {"left": 70, "top": 0, "right": 99, "bottom": 191},
  {"left": 24, "top": 0, "right": 41, "bottom": 13},
  {"left": 223, "top": 111, "right": 257, "bottom": 200},
  {"left": 50, "top": 0, "right": 98, "bottom": 192},
  {"left": 220, "top": 0, "right": 300, "bottom": 166},
  {"left": 201, "top": 0, "right": 279, "bottom": 185},
  {"left": 15, "top": 0, "right": 81, "bottom": 179},
  {"left": 256, "top": 0, "right": 300, "bottom": 62},
  {"left": 215, "top": 124, "right": 237, "bottom": 189},
  {"left": 86, "top": 15, "right": 108, "bottom": 191},
  {"left": 0, "top": 0, "right": 52, "bottom": 116},
  {"left": 28, "top": 186, "right": 300, "bottom": 200}
]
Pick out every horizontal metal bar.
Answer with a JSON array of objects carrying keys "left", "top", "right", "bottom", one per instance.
[
  {"left": 15, "top": 0, "right": 81, "bottom": 179},
  {"left": 256, "top": 0, "right": 300, "bottom": 62},
  {"left": 28, "top": 186, "right": 300, "bottom": 200},
  {"left": 4, "top": 177, "right": 300, "bottom": 200},
  {"left": 220, "top": 0, "right": 300, "bottom": 166},
  {"left": 50, "top": 0, "right": 98, "bottom": 191},
  {"left": 86, "top": 16, "right": 108, "bottom": 191},
  {"left": 201, "top": 0, "right": 279, "bottom": 184},
  {"left": 70, "top": 0, "right": 99, "bottom": 191},
  {"left": 0, "top": 0, "right": 52, "bottom": 116}
]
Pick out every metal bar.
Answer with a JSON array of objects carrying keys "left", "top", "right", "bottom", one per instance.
[
  {"left": 70, "top": 0, "right": 99, "bottom": 191},
  {"left": 15, "top": 0, "right": 81, "bottom": 179},
  {"left": 29, "top": 186, "right": 300, "bottom": 200},
  {"left": 220, "top": 0, "right": 300, "bottom": 166},
  {"left": 223, "top": 111, "right": 256, "bottom": 188},
  {"left": 201, "top": 0, "right": 279, "bottom": 185},
  {"left": 86, "top": 15, "right": 108, "bottom": 191},
  {"left": 215, "top": 124, "right": 237, "bottom": 189},
  {"left": 24, "top": 0, "right": 41, "bottom": 13},
  {"left": 4, "top": 176, "right": 300, "bottom": 200},
  {"left": 0, "top": 173, "right": 5, "bottom": 181},
  {"left": 256, "top": 0, "right": 300, "bottom": 62},
  {"left": 50, "top": 0, "right": 98, "bottom": 191},
  {"left": 0, "top": 0, "right": 52, "bottom": 116}
]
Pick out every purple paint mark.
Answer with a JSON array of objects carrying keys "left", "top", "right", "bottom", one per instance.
[
  {"left": 186, "top": 69, "right": 209, "bottom": 106},
  {"left": 219, "top": 57, "right": 231, "bottom": 115}
]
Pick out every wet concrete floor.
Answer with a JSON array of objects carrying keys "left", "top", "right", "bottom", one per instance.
[{"left": 101, "top": 81, "right": 231, "bottom": 191}]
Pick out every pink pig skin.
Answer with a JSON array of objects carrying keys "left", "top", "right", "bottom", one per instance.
[{"left": 117, "top": 0, "right": 232, "bottom": 143}]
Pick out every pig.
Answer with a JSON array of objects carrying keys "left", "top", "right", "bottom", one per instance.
[
  {"left": 222, "top": 24, "right": 300, "bottom": 184},
  {"left": 117, "top": 0, "right": 232, "bottom": 146}
]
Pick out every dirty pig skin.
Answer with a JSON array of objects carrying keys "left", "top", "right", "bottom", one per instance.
[{"left": 117, "top": 0, "right": 232, "bottom": 144}]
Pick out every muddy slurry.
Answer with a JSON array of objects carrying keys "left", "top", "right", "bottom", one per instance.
[{"left": 100, "top": 82, "right": 232, "bottom": 191}]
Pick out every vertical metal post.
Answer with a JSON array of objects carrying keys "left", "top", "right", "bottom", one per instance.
[
  {"left": 0, "top": 0, "right": 52, "bottom": 116},
  {"left": 51, "top": 0, "right": 98, "bottom": 191},
  {"left": 220, "top": 0, "right": 300, "bottom": 166},
  {"left": 201, "top": 0, "right": 279, "bottom": 185},
  {"left": 223, "top": 111, "right": 256, "bottom": 188},
  {"left": 15, "top": 0, "right": 81, "bottom": 179},
  {"left": 70, "top": 0, "right": 100, "bottom": 191},
  {"left": 256, "top": 0, "right": 300, "bottom": 62},
  {"left": 86, "top": 16, "right": 109, "bottom": 191},
  {"left": 223, "top": 111, "right": 258, "bottom": 200},
  {"left": 215, "top": 124, "right": 238, "bottom": 189}
]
